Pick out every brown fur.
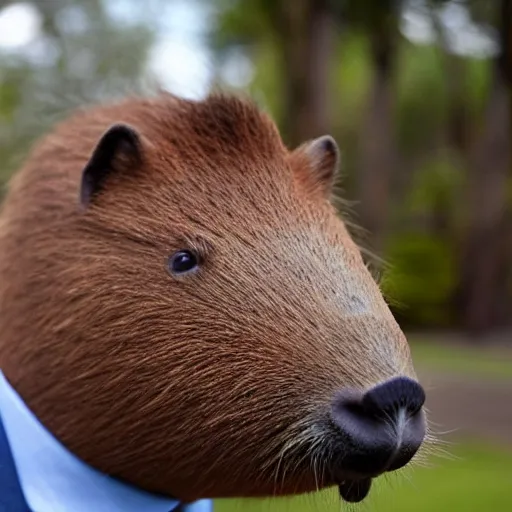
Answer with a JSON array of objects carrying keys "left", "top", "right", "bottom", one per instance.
[{"left": 0, "top": 92, "right": 415, "bottom": 502}]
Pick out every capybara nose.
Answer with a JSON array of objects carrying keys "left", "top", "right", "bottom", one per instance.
[{"left": 331, "top": 376, "right": 426, "bottom": 476}]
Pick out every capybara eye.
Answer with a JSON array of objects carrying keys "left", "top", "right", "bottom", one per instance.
[{"left": 168, "top": 250, "right": 199, "bottom": 275}]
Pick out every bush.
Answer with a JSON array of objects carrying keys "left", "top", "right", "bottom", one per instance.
[{"left": 381, "top": 233, "right": 457, "bottom": 326}]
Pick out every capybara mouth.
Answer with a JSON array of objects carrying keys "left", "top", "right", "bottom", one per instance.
[{"left": 338, "top": 477, "right": 372, "bottom": 503}]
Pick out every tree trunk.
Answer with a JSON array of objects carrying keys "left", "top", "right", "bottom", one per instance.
[
  {"left": 430, "top": 1, "right": 470, "bottom": 154},
  {"left": 458, "top": 0, "right": 512, "bottom": 335},
  {"left": 275, "top": 0, "right": 335, "bottom": 147},
  {"left": 500, "top": 0, "right": 512, "bottom": 328},
  {"left": 357, "top": 11, "right": 398, "bottom": 256}
]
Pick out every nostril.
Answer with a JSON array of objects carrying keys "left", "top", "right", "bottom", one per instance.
[
  {"left": 329, "top": 377, "right": 427, "bottom": 477},
  {"left": 362, "top": 376, "right": 425, "bottom": 419}
]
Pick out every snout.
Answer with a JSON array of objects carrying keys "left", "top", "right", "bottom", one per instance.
[{"left": 329, "top": 376, "right": 426, "bottom": 501}]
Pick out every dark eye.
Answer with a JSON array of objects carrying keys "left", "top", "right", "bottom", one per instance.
[{"left": 168, "top": 250, "right": 199, "bottom": 275}]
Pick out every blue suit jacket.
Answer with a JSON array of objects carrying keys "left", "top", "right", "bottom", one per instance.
[
  {"left": 0, "top": 371, "right": 212, "bottom": 512},
  {"left": 0, "top": 412, "right": 30, "bottom": 511}
]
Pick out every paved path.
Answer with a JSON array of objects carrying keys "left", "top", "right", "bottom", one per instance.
[{"left": 417, "top": 369, "right": 512, "bottom": 447}]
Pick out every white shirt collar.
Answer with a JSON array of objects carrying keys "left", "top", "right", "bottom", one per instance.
[{"left": 0, "top": 371, "right": 212, "bottom": 512}]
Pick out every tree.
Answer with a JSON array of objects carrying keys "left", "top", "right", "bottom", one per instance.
[
  {"left": 352, "top": 0, "right": 402, "bottom": 255},
  {"left": 457, "top": 0, "right": 512, "bottom": 334},
  {"left": 0, "top": 0, "right": 158, "bottom": 192},
  {"left": 272, "top": 0, "right": 336, "bottom": 146},
  {"left": 210, "top": 0, "right": 337, "bottom": 147}
]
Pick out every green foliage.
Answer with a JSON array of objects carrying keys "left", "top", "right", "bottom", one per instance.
[
  {"left": 396, "top": 41, "right": 449, "bottom": 153},
  {"left": 331, "top": 31, "right": 372, "bottom": 134},
  {"left": 466, "top": 55, "right": 493, "bottom": 119},
  {"left": 381, "top": 233, "right": 457, "bottom": 326},
  {"left": 0, "top": 0, "right": 157, "bottom": 187},
  {"left": 245, "top": 39, "right": 284, "bottom": 126},
  {"left": 380, "top": 151, "right": 466, "bottom": 326},
  {"left": 405, "top": 149, "right": 465, "bottom": 221},
  {"left": 210, "top": 0, "right": 277, "bottom": 50},
  {"left": 0, "top": 76, "right": 21, "bottom": 123}
]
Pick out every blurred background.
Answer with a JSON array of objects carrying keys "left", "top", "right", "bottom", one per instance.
[{"left": 0, "top": 0, "right": 511, "bottom": 510}]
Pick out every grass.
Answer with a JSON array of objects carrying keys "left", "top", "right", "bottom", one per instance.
[
  {"left": 409, "top": 339, "right": 512, "bottom": 381},
  {"left": 214, "top": 442, "right": 512, "bottom": 511}
]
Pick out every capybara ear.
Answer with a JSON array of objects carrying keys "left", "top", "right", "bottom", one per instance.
[
  {"left": 80, "top": 123, "right": 142, "bottom": 207},
  {"left": 291, "top": 135, "right": 340, "bottom": 197}
]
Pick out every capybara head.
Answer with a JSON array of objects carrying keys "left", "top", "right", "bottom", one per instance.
[{"left": 0, "top": 93, "right": 426, "bottom": 504}]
